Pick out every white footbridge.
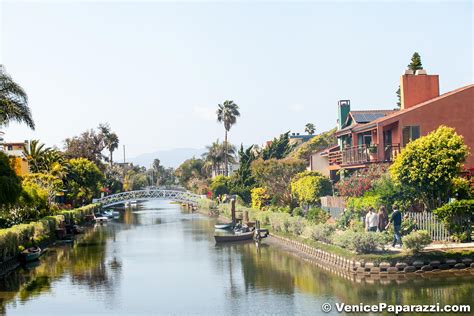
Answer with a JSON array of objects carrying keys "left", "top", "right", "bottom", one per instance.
[{"left": 97, "top": 187, "right": 202, "bottom": 208}]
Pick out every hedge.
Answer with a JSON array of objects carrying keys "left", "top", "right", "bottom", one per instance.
[{"left": 0, "top": 204, "right": 99, "bottom": 263}]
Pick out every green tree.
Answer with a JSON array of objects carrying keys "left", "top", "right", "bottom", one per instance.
[
  {"left": 22, "top": 173, "right": 63, "bottom": 206},
  {"left": 290, "top": 171, "right": 332, "bottom": 205},
  {"left": 396, "top": 52, "right": 423, "bottom": 107},
  {"left": 99, "top": 123, "right": 119, "bottom": 167},
  {"left": 305, "top": 123, "right": 316, "bottom": 135},
  {"left": 216, "top": 100, "right": 240, "bottom": 176},
  {"left": 291, "top": 128, "right": 337, "bottom": 160},
  {"left": 24, "top": 139, "right": 64, "bottom": 173},
  {"left": 229, "top": 145, "right": 257, "bottom": 203},
  {"left": 262, "top": 131, "right": 294, "bottom": 160},
  {"left": 390, "top": 126, "right": 468, "bottom": 210},
  {"left": 0, "top": 152, "right": 22, "bottom": 206},
  {"left": 175, "top": 157, "right": 208, "bottom": 191},
  {"left": 0, "top": 66, "right": 35, "bottom": 129},
  {"left": 408, "top": 52, "right": 423, "bottom": 71},
  {"left": 210, "top": 175, "right": 230, "bottom": 198},
  {"left": 65, "top": 158, "right": 104, "bottom": 205},
  {"left": 64, "top": 128, "right": 105, "bottom": 167},
  {"left": 251, "top": 158, "right": 306, "bottom": 206},
  {"left": 202, "top": 140, "right": 236, "bottom": 176}
]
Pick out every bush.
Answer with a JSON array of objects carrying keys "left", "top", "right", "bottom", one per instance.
[
  {"left": 251, "top": 187, "right": 270, "bottom": 210},
  {"left": 333, "top": 230, "right": 385, "bottom": 254},
  {"left": 433, "top": 199, "right": 474, "bottom": 242},
  {"left": 210, "top": 175, "right": 230, "bottom": 198},
  {"left": 403, "top": 230, "right": 432, "bottom": 253},
  {"left": 346, "top": 194, "right": 381, "bottom": 212},
  {"left": 305, "top": 223, "right": 336, "bottom": 244},
  {"left": 334, "top": 164, "right": 389, "bottom": 197},
  {"left": 292, "top": 207, "right": 304, "bottom": 217},
  {"left": 290, "top": 171, "right": 332, "bottom": 205},
  {"left": 288, "top": 216, "right": 306, "bottom": 236},
  {"left": 306, "top": 207, "right": 330, "bottom": 224}
]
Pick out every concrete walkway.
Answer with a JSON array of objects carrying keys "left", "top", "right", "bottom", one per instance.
[
  {"left": 425, "top": 242, "right": 474, "bottom": 250},
  {"left": 384, "top": 242, "right": 474, "bottom": 253}
]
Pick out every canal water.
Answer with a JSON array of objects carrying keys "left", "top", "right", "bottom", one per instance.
[{"left": 1, "top": 201, "right": 473, "bottom": 315}]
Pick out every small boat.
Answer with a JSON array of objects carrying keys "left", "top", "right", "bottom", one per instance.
[
  {"left": 94, "top": 216, "right": 108, "bottom": 224},
  {"left": 214, "top": 231, "right": 255, "bottom": 243},
  {"left": 20, "top": 246, "right": 42, "bottom": 262},
  {"left": 214, "top": 223, "right": 234, "bottom": 230}
]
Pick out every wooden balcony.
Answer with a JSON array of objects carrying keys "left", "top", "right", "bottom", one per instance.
[{"left": 328, "top": 143, "right": 401, "bottom": 167}]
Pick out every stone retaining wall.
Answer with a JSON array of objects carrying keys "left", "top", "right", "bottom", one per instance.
[{"left": 271, "top": 234, "right": 474, "bottom": 277}]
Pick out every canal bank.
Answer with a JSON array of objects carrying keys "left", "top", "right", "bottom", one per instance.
[
  {"left": 199, "top": 200, "right": 474, "bottom": 277},
  {"left": 2, "top": 200, "right": 473, "bottom": 315},
  {"left": 0, "top": 204, "right": 100, "bottom": 277}
]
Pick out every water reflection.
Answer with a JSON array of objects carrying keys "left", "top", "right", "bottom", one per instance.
[{"left": 1, "top": 201, "right": 472, "bottom": 315}]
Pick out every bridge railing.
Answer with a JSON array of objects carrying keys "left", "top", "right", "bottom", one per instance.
[{"left": 97, "top": 189, "right": 201, "bottom": 207}]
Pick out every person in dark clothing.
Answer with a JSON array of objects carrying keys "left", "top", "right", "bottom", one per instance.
[
  {"left": 377, "top": 206, "right": 388, "bottom": 232},
  {"left": 386, "top": 204, "right": 403, "bottom": 247}
]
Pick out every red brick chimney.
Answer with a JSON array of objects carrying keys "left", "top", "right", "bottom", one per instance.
[{"left": 400, "top": 69, "right": 439, "bottom": 109}]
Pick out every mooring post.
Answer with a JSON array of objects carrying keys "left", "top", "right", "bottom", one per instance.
[{"left": 231, "top": 198, "right": 236, "bottom": 225}]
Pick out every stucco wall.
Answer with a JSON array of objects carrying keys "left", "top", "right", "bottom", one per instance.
[{"left": 379, "top": 86, "right": 474, "bottom": 168}]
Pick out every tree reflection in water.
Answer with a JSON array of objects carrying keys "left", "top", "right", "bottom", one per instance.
[{"left": 0, "top": 225, "right": 122, "bottom": 313}]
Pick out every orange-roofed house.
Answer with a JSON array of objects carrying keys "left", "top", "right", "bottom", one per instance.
[{"left": 328, "top": 70, "right": 474, "bottom": 175}]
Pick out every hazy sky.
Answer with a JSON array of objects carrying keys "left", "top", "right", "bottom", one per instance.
[{"left": 1, "top": 0, "right": 472, "bottom": 158}]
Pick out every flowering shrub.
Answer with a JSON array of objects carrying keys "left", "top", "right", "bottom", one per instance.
[
  {"left": 251, "top": 187, "right": 270, "bottom": 210},
  {"left": 335, "top": 164, "right": 389, "bottom": 197}
]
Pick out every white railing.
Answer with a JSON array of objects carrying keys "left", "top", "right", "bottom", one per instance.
[
  {"left": 406, "top": 211, "right": 450, "bottom": 241},
  {"left": 97, "top": 189, "right": 201, "bottom": 207}
]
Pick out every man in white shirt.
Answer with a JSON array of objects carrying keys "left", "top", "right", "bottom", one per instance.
[{"left": 365, "top": 207, "right": 378, "bottom": 232}]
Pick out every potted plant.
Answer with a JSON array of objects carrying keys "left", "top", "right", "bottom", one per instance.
[{"left": 367, "top": 144, "right": 378, "bottom": 161}]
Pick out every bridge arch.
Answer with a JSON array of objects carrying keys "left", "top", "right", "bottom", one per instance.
[{"left": 97, "top": 188, "right": 202, "bottom": 208}]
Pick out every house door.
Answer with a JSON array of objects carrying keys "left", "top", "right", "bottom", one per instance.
[{"left": 383, "top": 130, "right": 392, "bottom": 161}]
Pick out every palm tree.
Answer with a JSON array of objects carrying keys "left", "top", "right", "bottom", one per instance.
[
  {"left": 216, "top": 100, "right": 240, "bottom": 176},
  {"left": 99, "top": 123, "right": 119, "bottom": 167},
  {"left": 0, "top": 66, "right": 35, "bottom": 129},
  {"left": 203, "top": 140, "right": 237, "bottom": 176},
  {"left": 202, "top": 140, "right": 224, "bottom": 176},
  {"left": 23, "top": 139, "right": 52, "bottom": 173},
  {"left": 305, "top": 123, "right": 316, "bottom": 135}
]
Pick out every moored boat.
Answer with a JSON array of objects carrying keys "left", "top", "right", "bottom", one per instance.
[
  {"left": 214, "top": 223, "right": 234, "bottom": 230},
  {"left": 20, "top": 247, "right": 42, "bottom": 262},
  {"left": 214, "top": 230, "right": 255, "bottom": 243}
]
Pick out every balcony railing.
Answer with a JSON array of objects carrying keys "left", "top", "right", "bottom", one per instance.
[
  {"left": 383, "top": 143, "right": 401, "bottom": 162},
  {"left": 329, "top": 143, "right": 401, "bottom": 166}
]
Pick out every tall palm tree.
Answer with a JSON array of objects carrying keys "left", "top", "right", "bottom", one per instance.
[
  {"left": 99, "top": 123, "right": 119, "bottom": 167},
  {"left": 216, "top": 100, "right": 240, "bottom": 176},
  {"left": 0, "top": 66, "right": 35, "bottom": 129}
]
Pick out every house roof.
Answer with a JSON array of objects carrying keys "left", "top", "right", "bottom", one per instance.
[
  {"left": 354, "top": 84, "right": 474, "bottom": 133},
  {"left": 349, "top": 110, "right": 398, "bottom": 124},
  {"left": 337, "top": 109, "right": 398, "bottom": 136}
]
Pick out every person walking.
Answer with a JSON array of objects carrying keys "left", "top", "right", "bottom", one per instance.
[
  {"left": 377, "top": 206, "right": 388, "bottom": 232},
  {"left": 386, "top": 204, "right": 403, "bottom": 247},
  {"left": 365, "top": 207, "right": 378, "bottom": 232}
]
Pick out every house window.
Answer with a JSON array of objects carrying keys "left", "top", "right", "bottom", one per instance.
[
  {"left": 7, "top": 145, "right": 12, "bottom": 151},
  {"left": 402, "top": 126, "right": 420, "bottom": 146}
]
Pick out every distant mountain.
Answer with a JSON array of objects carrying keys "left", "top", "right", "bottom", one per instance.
[{"left": 129, "top": 148, "right": 206, "bottom": 168}]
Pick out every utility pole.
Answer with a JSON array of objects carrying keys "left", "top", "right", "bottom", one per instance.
[{"left": 123, "top": 145, "right": 126, "bottom": 163}]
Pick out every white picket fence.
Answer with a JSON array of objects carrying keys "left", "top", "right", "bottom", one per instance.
[{"left": 406, "top": 211, "right": 450, "bottom": 241}]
